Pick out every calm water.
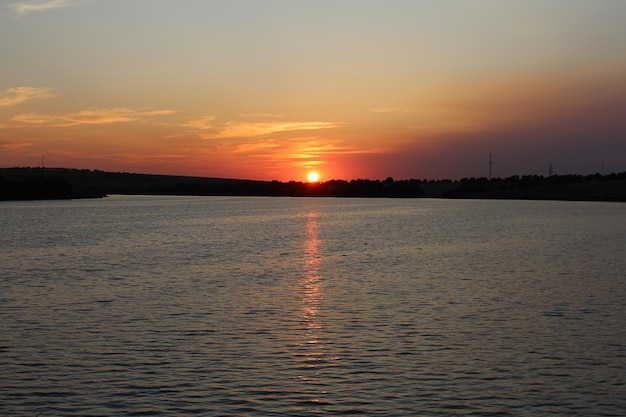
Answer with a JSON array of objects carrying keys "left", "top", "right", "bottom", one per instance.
[{"left": 1, "top": 196, "right": 625, "bottom": 416}]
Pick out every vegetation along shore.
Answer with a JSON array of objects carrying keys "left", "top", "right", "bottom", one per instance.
[{"left": 1, "top": 167, "right": 625, "bottom": 202}]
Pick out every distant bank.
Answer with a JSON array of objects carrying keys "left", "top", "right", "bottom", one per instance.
[{"left": 1, "top": 167, "right": 625, "bottom": 202}]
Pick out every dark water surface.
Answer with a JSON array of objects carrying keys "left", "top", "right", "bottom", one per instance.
[{"left": 1, "top": 196, "right": 625, "bottom": 416}]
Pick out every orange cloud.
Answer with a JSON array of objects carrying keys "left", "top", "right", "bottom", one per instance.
[
  {"left": 9, "top": 114, "right": 52, "bottom": 125},
  {"left": 10, "top": 107, "right": 177, "bottom": 127},
  {"left": 0, "top": 87, "right": 54, "bottom": 107},
  {"left": 9, "top": 0, "right": 82, "bottom": 16},
  {"left": 200, "top": 121, "right": 342, "bottom": 140},
  {"left": 183, "top": 115, "right": 215, "bottom": 130},
  {"left": 0, "top": 140, "right": 34, "bottom": 151},
  {"left": 232, "top": 140, "right": 282, "bottom": 154},
  {"left": 224, "top": 135, "right": 384, "bottom": 178}
]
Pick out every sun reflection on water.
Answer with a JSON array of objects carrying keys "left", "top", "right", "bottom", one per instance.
[
  {"left": 293, "top": 210, "right": 327, "bottom": 402},
  {"left": 303, "top": 211, "right": 322, "bottom": 322}
]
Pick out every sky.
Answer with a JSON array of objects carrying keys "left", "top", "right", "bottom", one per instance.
[{"left": 1, "top": 0, "right": 625, "bottom": 182}]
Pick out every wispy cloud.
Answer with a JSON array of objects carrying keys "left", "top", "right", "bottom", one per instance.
[
  {"left": 182, "top": 115, "right": 216, "bottom": 130},
  {"left": 0, "top": 86, "right": 54, "bottom": 106},
  {"left": 221, "top": 121, "right": 340, "bottom": 138},
  {"left": 370, "top": 107, "right": 414, "bottom": 114},
  {"left": 0, "top": 140, "right": 34, "bottom": 151},
  {"left": 237, "top": 113, "right": 284, "bottom": 119},
  {"left": 231, "top": 139, "right": 283, "bottom": 154},
  {"left": 229, "top": 137, "right": 376, "bottom": 167},
  {"left": 9, "top": 0, "right": 83, "bottom": 16},
  {"left": 288, "top": 141, "right": 368, "bottom": 158},
  {"left": 202, "top": 121, "right": 342, "bottom": 140},
  {"left": 179, "top": 113, "right": 342, "bottom": 140},
  {"left": 11, "top": 107, "right": 177, "bottom": 126}
]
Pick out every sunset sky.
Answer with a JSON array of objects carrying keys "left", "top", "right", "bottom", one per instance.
[{"left": 1, "top": 0, "right": 625, "bottom": 181}]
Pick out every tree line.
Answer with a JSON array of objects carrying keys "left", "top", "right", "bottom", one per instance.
[{"left": 1, "top": 167, "right": 625, "bottom": 201}]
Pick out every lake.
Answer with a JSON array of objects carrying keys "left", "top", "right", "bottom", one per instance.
[{"left": 1, "top": 196, "right": 625, "bottom": 416}]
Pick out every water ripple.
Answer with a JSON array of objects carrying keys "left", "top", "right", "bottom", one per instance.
[{"left": 1, "top": 197, "right": 625, "bottom": 416}]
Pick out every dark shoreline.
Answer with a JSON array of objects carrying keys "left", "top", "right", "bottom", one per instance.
[{"left": 1, "top": 167, "right": 625, "bottom": 202}]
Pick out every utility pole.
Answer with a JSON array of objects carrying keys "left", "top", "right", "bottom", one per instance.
[
  {"left": 488, "top": 153, "right": 493, "bottom": 179},
  {"left": 548, "top": 161, "right": 553, "bottom": 177}
]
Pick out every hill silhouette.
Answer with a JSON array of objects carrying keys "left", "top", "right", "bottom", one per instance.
[{"left": 1, "top": 167, "right": 625, "bottom": 202}]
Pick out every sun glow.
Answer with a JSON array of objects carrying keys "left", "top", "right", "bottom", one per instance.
[{"left": 307, "top": 171, "right": 320, "bottom": 182}]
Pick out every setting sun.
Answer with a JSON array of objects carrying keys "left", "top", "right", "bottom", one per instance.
[{"left": 307, "top": 171, "right": 320, "bottom": 182}]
